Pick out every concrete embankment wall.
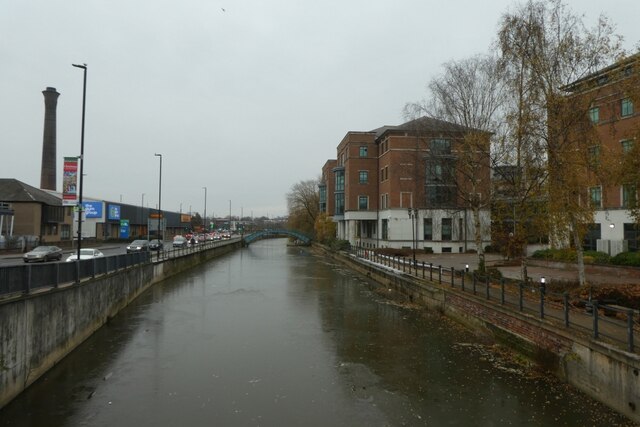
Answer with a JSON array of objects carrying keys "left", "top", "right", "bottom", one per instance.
[
  {"left": 0, "top": 242, "right": 240, "bottom": 409},
  {"left": 320, "top": 247, "right": 640, "bottom": 423}
]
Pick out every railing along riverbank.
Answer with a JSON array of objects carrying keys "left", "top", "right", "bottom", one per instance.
[
  {"left": 351, "top": 246, "right": 639, "bottom": 354},
  {"left": 0, "top": 238, "right": 241, "bottom": 299}
]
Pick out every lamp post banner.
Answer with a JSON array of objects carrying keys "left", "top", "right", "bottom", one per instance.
[{"left": 62, "top": 157, "right": 78, "bottom": 206}]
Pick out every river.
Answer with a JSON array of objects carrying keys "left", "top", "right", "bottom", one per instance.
[{"left": 0, "top": 238, "right": 634, "bottom": 426}]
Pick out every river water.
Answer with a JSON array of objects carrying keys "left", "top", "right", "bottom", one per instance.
[{"left": 0, "top": 239, "right": 634, "bottom": 426}]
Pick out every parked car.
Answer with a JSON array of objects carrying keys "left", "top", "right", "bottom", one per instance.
[
  {"left": 126, "top": 239, "right": 150, "bottom": 253},
  {"left": 172, "top": 236, "right": 188, "bottom": 248},
  {"left": 149, "top": 239, "right": 164, "bottom": 251},
  {"left": 23, "top": 246, "right": 63, "bottom": 263},
  {"left": 65, "top": 248, "right": 104, "bottom": 262}
]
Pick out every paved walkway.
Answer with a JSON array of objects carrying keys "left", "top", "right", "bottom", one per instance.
[{"left": 410, "top": 253, "right": 640, "bottom": 286}]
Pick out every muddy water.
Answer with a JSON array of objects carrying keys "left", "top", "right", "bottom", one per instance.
[{"left": 0, "top": 238, "right": 634, "bottom": 426}]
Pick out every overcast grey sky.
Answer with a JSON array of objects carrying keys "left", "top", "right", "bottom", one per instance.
[{"left": 2, "top": 0, "right": 638, "bottom": 219}]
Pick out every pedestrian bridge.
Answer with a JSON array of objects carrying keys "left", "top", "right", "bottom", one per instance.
[{"left": 242, "top": 229, "right": 311, "bottom": 246}]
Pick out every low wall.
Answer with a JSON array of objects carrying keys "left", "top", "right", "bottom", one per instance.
[
  {"left": 0, "top": 241, "right": 240, "bottom": 409},
  {"left": 320, "top": 247, "right": 640, "bottom": 423}
]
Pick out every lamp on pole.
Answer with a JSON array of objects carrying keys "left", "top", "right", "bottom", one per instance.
[
  {"left": 154, "top": 153, "right": 162, "bottom": 243},
  {"left": 229, "top": 199, "right": 232, "bottom": 231},
  {"left": 140, "top": 193, "right": 145, "bottom": 237},
  {"left": 72, "top": 63, "right": 87, "bottom": 267},
  {"left": 407, "top": 207, "right": 418, "bottom": 265},
  {"left": 202, "top": 187, "right": 207, "bottom": 231}
]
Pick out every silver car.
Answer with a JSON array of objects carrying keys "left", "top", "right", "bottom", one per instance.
[
  {"left": 66, "top": 248, "right": 105, "bottom": 262},
  {"left": 23, "top": 246, "right": 63, "bottom": 263}
]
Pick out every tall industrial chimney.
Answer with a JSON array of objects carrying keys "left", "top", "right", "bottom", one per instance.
[{"left": 40, "top": 87, "right": 60, "bottom": 191}]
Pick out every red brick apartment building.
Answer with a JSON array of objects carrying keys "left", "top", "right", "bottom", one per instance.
[
  {"left": 563, "top": 54, "right": 640, "bottom": 255},
  {"left": 320, "top": 117, "right": 491, "bottom": 253}
]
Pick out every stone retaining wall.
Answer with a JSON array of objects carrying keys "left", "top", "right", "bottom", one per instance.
[
  {"left": 320, "top": 247, "right": 640, "bottom": 423},
  {"left": 0, "top": 241, "right": 240, "bottom": 409}
]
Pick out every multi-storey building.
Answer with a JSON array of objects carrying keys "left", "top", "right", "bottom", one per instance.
[
  {"left": 563, "top": 54, "right": 639, "bottom": 255},
  {"left": 320, "top": 117, "right": 491, "bottom": 253}
]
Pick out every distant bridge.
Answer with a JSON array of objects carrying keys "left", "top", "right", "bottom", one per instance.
[{"left": 242, "top": 229, "right": 312, "bottom": 246}]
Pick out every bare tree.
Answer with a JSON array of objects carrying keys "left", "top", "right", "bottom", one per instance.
[
  {"left": 287, "top": 178, "right": 320, "bottom": 237},
  {"left": 497, "top": 0, "right": 623, "bottom": 286},
  {"left": 406, "top": 55, "right": 508, "bottom": 272}
]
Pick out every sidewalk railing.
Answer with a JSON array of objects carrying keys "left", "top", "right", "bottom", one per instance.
[
  {"left": 351, "top": 246, "right": 638, "bottom": 354},
  {"left": 0, "top": 237, "right": 241, "bottom": 298}
]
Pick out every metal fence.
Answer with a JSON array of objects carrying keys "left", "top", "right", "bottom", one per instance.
[
  {"left": 0, "top": 237, "right": 241, "bottom": 299},
  {"left": 351, "top": 246, "right": 638, "bottom": 354},
  {"left": 0, "top": 252, "right": 151, "bottom": 297}
]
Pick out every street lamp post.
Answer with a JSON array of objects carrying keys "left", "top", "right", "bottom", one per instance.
[
  {"left": 407, "top": 208, "right": 418, "bottom": 266},
  {"left": 141, "top": 193, "right": 145, "bottom": 238},
  {"left": 203, "top": 187, "right": 207, "bottom": 232},
  {"left": 154, "top": 153, "right": 162, "bottom": 244},
  {"left": 72, "top": 63, "right": 87, "bottom": 269},
  {"left": 229, "top": 200, "right": 231, "bottom": 231}
]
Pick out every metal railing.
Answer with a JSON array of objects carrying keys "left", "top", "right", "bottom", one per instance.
[
  {"left": 351, "top": 246, "right": 638, "bottom": 353},
  {"left": 0, "top": 237, "right": 241, "bottom": 298}
]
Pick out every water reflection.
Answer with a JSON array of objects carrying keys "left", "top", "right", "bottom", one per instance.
[{"left": 0, "top": 239, "right": 634, "bottom": 426}]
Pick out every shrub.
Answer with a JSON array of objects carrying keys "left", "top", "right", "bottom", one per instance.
[
  {"left": 584, "top": 250, "right": 611, "bottom": 264},
  {"left": 423, "top": 247, "right": 434, "bottom": 254},
  {"left": 330, "top": 239, "right": 351, "bottom": 252},
  {"left": 531, "top": 248, "right": 610, "bottom": 264},
  {"left": 375, "top": 247, "right": 412, "bottom": 257},
  {"left": 611, "top": 252, "right": 640, "bottom": 267}
]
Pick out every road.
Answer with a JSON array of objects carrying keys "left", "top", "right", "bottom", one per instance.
[{"left": 0, "top": 243, "right": 140, "bottom": 267}]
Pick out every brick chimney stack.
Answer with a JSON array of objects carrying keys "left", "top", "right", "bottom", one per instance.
[{"left": 41, "top": 87, "right": 60, "bottom": 191}]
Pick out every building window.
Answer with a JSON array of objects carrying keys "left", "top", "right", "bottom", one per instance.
[
  {"left": 622, "top": 139, "right": 634, "bottom": 153},
  {"left": 624, "top": 223, "right": 639, "bottom": 252},
  {"left": 430, "top": 139, "right": 451, "bottom": 155},
  {"left": 335, "top": 193, "right": 344, "bottom": 215},
  {"left": 61, "top": 224, "right": 71, "bottom": 240},
  {"left": 623, "top": 184, "right": 637, "bottom": 208},
  {"left": 358, "top": 196, "right": 368, "bottom": 210},
  {"left": 335, "top": 170, "right": 344, "bottom": 191},
  {"left": 622, "top": 98, "right": 634, "bottom": 117},
  {"left": 588, "top": 145, "right": 600, "bottom": 168},
  {"left": 380, "top": 193, "right": 388, "bottom": 210},
  {"left": 589, "top": 107, "right": 600, "bottom": 123},
  {"left": 319, "top": 185, "right": 327, "bottom": 212},
  {"left": 381, "top": 219, "right": 388, "bottom": 240},
  {"left": 359, "top": 146, "right": 367, "bottom": 157},
  {"left": 359, "top": 171, "right": 368, "bottom": 184},
  {"left": 424, "top": 218, "right": 433, "bottom": 240},
  {"left": 441, "top": 218, "right": 452, "bottom": 241},
  {"left": 426, "top": 185, "right": 455, "bottom": 207},
  {"left": 583, "top": 223, "right": 601, "bottom": 252},
  {"left": 589, "top": 186, "right": 602, "bottom": 207}
]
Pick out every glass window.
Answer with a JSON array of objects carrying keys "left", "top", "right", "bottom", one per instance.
[
  {"left": 590, "top": 187, "right": 602, "bottom": 207},
  {"left": 622, "top": 139, "right": 634, "bottom": 153},
  {"left": 423, "top": 218, "right": 433, "bottom": 240},
  {"left": 589, "top": 107, "right": 600, "bottom": 123},
  {"left": 441, "top": 218, "right": 452, "bottom": 241},
  {"left": 359, "top": 146, "right": 367, "bottom": 157},
  {"left": 623, "top": 184, "right": 637, "bottom": 208},
  {"left": 359, "top": 171, "right": 368, "bottom": 184},
  {"left": 381, "top": 219, "right": 388, "bottom": 240},
  {"left": 426, "top": 185, "right": 455, "bottom": 206},
  {"left": 335, "top": 170, "right": 344, "bottom": 191},
  {"left": 430, "top": 139, "right": 451, "bottom": 155},
  {"left": 583, "top": 223, "right": 601, "bottom": 251},
  {"left": 588, "top": 145, "right": 600, "bottom": 167},
  {"left": 319, "top": 185, "right": 326, "bottom": 212},
  {"left": 358, "top": 196, "right": 368, "bottom": 210},
  {"left": 622, "top": 98, "right": 634, "bottom": 117},
  {"left": 334, "top": 193, "right": 344, "bottom": 215},
  {"left": 624, "top": 223, "right": 639, "bottom": 252}
]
